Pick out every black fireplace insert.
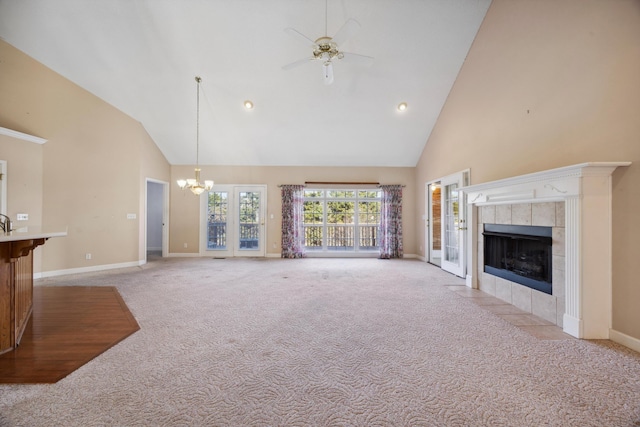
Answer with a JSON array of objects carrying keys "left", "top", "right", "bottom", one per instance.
[{"left": 483, "top": 224, "right": 553, "bottom": 295}]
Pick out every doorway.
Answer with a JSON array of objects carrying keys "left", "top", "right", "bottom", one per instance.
[
  {"left": 426, "top": 181, "right": 442, "bottom": 266},
  {"left": 200, "top": 185, "right": 267, "bottom": 257},
  {"left": 425, "top": 170, "right": 469, "bottom": 277},
  {"left": 146, "top": 179, "right": 168, "bottom": 260}
]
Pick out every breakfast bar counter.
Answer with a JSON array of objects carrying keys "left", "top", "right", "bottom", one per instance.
[{"left": 0, "top": 227, "right": 67, "bottom": 354}]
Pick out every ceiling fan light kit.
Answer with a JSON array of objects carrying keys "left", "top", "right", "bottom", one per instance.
[{"left": 282, "top": 2, "right": 373, "bottom": 85}]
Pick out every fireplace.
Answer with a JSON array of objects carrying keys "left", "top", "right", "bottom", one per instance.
[
  {"left": 461, "top": 162, "right": 630, "bottom": 339},
  {"left": 483, "top": 224, "right": 552, "bottom": 295}
]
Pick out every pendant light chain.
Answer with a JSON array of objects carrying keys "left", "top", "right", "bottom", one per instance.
[
  {"left": 176, "top": 75, "right": 213, "bottom": 195},
  {"left": 195, "top": 76, "right": 201, "bottom": 168}
]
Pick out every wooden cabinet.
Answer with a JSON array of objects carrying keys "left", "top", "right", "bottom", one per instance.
[{"left": 0, "top": 228, "right": 66, "bottom": 354}]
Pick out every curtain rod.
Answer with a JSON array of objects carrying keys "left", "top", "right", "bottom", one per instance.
[
  {"left": 277, "top": 183, "right": 405, "bottom": 187},
  {"left": 304, "top": 182, "right": 405, "bottom": 187}
]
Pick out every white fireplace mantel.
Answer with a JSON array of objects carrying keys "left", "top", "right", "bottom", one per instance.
[{"left": 461, "top": 162, "right": 631, "bottom": 339}]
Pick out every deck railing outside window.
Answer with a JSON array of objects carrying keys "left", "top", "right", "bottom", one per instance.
[{"left": 303, "top": 189, "right": 381, "bottom": 253}]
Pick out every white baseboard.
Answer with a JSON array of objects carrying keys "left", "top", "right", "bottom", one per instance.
[
  {"left": 37, "top": 260, "right": 144, "bottom": 279},
  {"left": 466, "top": 274, "right": 474, "bottom": 288},
  {"left": 563, "top": 314, "right": 581, "bottom": 339},
  {"left": 609, "top": 329, "right": 640, "bottom": 353}
]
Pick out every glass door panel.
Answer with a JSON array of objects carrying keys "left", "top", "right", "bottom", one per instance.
[
  {"left": 234, "top": 187, "right": 265, "bottom": 257},
  {"left": 427, "top": 182, "right": 442, "bottom": 266},
  {"left": 441, "top": 172, "right": 467, "bottom": 277},
  {"left": 207, "top": 191, "right": 228, "bottom": 251},
  {"left": 444, "top": 183, "right": 459, "bottom": 263}
]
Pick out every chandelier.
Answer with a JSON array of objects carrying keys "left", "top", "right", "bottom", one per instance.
[{"left": 176, "top": 76, "right": 214, "bottom": 195}]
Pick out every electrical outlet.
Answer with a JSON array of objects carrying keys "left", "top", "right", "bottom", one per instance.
[
  {"left": 127, "top": 213, "right": 136, "bottom": 219},
  {"left": 85, "top": 253, "right": 92, "bottom": 260},
  {"left": 183, "top": 243, "right": 188, "bottom": 248},
  {"left": 16, "top": 213, "right": 28, "bottom": 221}
]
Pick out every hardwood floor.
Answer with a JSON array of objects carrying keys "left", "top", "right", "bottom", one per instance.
[{"left": 0, "top": 286, "right": 139, "bottom": 384}]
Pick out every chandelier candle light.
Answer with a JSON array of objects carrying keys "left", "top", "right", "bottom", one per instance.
[{"left": 177, "top": 76, "right": 214, "bottom": 195}]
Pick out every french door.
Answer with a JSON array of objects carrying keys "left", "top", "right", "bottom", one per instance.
[
  {"left": 425, "top": 181, "right": 442, "bottom": 266},
  {"left": 440, "top": 171, "right": 469, "bottom": 277},
  {"left": 200, "top": 185, "right": 266, "bottom": 257}
]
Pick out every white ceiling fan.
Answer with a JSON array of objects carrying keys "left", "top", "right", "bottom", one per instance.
[{"left": 282, "top": 2, "right": 374, "bottom": 85}]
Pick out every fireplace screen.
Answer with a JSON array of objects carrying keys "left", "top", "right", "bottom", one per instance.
[{"left": 483, "top": 224, "right": 552, "bottom": 295}]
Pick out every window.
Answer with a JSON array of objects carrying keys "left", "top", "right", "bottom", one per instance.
[{"left": 303, "top": 189, "right": 381, "bottom": 253}]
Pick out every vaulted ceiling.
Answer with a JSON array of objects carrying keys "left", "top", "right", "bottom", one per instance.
[{"left": 0, "top": 0, "right": 491, "bottom": 167}]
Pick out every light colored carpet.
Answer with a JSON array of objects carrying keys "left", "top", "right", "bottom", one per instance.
[{"left": 1, "top": 257, "right": 639, "bottom": 426}]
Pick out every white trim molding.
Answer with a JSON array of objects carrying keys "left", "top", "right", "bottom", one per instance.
[
  {"left": 35, "top": 260, "right": 143, "bottom": 279},
  {"left": 609, "top": 329, "right": 640, "bottom": 354},
  {"left": 461, "top": 162, "right": 631, "bottom": 339},
  {"left": 0, "top": 126, "right": 47, "bottom": 144}
]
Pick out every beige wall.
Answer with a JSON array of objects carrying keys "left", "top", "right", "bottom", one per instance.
[
  {"left": 0, "top": 40, "right": 171, "bottom": 273},
  {"left": 415, "top": 0, "right": 640, "bottom": 339},
  {"left": 0, "top": 134, "right": 44, "bottom": 270},
  {"left": 170, "top": 165, "right": 416, "bottom": 256},
  {"left": 0, "top": 135, "right": 43, "bottom": 225}
]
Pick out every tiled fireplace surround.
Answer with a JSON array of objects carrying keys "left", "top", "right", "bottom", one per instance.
[
  {"left": 461, "top": 162, "right": 630, "bottom": 339},
  {"left": 477, "top": 202, "right": 565, "bottom": 327}
]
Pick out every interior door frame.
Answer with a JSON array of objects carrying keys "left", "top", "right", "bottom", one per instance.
[
  {"left": 200, "top": 184, "right": 267, "bottom": 258},
  {"left": 144, "top": 178, "right": 169, "bottom": 261}
]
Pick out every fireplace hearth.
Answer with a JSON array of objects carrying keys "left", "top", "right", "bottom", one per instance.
[{"left": 483, "top": 224, "right": 552, "bottom": 295}]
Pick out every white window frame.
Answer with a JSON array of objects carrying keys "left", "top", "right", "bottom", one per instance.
[{"left": 303, "top": 188, "right": 381, "bottom": 257}]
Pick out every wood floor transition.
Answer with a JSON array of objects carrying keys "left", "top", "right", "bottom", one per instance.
[{"left": 0, "top": 286, "right": 139, "bottom": 384}]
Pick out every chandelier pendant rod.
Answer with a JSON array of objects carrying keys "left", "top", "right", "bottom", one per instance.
[
  {"left": 195, "top": 76, "right": 201, "bottom": 169},
  {"left": 176, "top": 75, "right": 213, "bottom": 195}
]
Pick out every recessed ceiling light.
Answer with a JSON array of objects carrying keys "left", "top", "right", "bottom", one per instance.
[
  {"left": 244, "top": 100, "right": 254, "bottom": 110},
  {"left": 397, "top": 102, "right": 408, "bottom": 112}
]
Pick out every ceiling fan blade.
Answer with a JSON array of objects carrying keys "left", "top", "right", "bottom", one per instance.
[
  {"left": 332, "top": 18, "right": 361, "bottom": 47},
  {"left": 341, "top": 52, "right": 374, "bottom": 66},
  {"left": 284, "top": 27, "right": 317, "bottom": 48},
  {"left": 282, "top": 57, "right": 316, "bottom": 70}
]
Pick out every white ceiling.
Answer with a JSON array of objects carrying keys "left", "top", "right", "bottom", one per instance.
[{"left": 0, "top": 0, "right": 491, "bottom": 167}]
